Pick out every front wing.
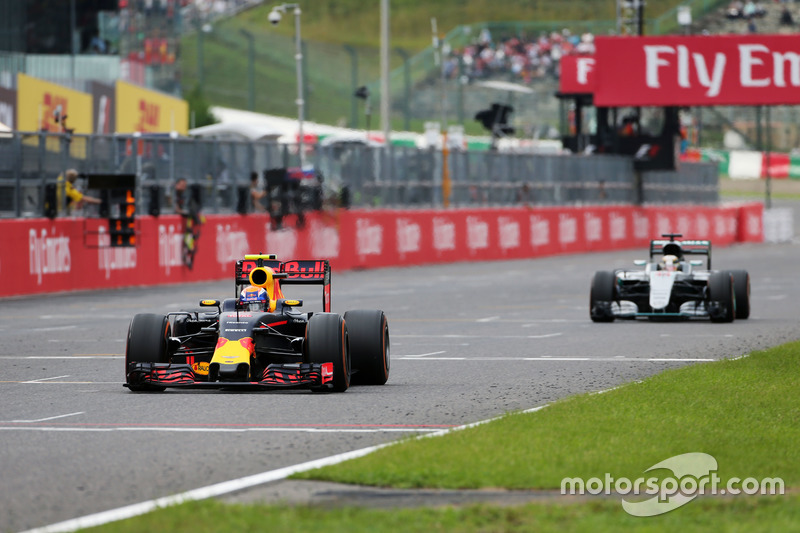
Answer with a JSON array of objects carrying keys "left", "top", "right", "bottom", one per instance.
[
  {"left": 125, "top": 362, "right": 334, "bottom": 390},
  {"left": 609, "top": 299, "right": 710, "bottom": 319},
  {"left": 613, "top": 278, "right": 709, "bottom": 319}
]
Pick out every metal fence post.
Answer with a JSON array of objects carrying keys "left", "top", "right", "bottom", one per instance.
[
  {"left": 395, "top": 47, "right": 411, "bottom": 131},
  {"left": 11, "top": 133, "right": 21, "bottom": 217},
  {"left": 344, "top": 44, "right": 358, "bottom": 129}
]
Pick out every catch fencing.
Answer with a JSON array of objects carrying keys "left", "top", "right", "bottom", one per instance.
[{"left": 0, "top": 131, "right": 718, "bottom": 219}]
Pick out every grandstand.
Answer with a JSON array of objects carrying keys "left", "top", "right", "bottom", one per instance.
[{"left": 1, "top": 0, "right": 799, "bottom": 151}]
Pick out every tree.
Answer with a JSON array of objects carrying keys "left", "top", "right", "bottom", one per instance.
[{"left": 185, "top": 84, "right": 218, "bottom": 128}]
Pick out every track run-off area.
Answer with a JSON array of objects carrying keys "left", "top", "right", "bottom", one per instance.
[{"left": 1, "top": 241, "right": 799, "bottom": 532}]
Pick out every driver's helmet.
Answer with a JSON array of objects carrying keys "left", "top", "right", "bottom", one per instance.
[
  {"left": 661, "top": 254, "right": 680, "bottom": 272},
  {"left": 239, "top": 285, "right": 268, "bottom": 311}
]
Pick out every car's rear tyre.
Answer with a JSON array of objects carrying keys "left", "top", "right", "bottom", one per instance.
[
  {"left": 126, "top": 313, "right": 171, "bottom": 392},
  {"left": 306, "top": 313, "right": 350, "bottom": 392},
  {"left": 590, "top": 270, "right": 616, "bottom": 322},
  {"left": 344, "top": 310, "right": 389, "bottom": 385},
  {"left": 708, "top": 272, "right": 735, "bottom": 323},
  {"left": 727, "top": 269, "right": 750, "bottom": 319}
]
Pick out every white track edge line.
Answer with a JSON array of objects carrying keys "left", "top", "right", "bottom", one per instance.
[
  {"left": 21, "top": 401, "right": 555, "bottom": 533},
  {"left": 22, "top": 353, "right": 743, "bottom": 533}
]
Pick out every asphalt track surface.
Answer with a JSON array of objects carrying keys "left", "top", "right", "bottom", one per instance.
[{"left": 2, "top": 241, "right": 800, "bottom": 532}]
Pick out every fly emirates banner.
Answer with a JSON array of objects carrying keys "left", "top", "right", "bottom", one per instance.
[{"left": 594, "top": 34, "right": 800, "bottom": 107}]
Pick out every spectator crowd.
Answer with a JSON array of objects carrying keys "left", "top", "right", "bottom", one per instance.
[
  {"left": 445, "top": 0, "right": 799, "bottom": 87},
  {"left": 445, "top": 27, "right": 596, "bottom": 86}
]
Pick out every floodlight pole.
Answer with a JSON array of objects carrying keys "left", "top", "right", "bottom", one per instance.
[
  {"left": 432, "top": 17, "right": 450, "bottom": 207},
  {"left": 70, "top": 0, "right": 77, "bottom": 82},
  {"left": 271, "top": 4, "right": 305, "bottom": 167}
]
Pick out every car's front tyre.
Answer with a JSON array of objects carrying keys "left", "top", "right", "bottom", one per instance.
[
  {"left": 727, "top": 269, "right": 750, "bottom": 319},
  {"left": 590, "top": 270, "right": 617, "bottom": 322},
  {"left": 125, "top": 313, "right": 171, "bottom": 392},
  {"left": 708, "top": 272, "right": 735, "bottom": 323},
  {"left": 306, "top": 313, "right": 350, "bottom": 392}
]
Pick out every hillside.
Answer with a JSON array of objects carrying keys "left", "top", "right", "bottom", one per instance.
[
  {"left": 179, "top": 0, "right": 725, "bottom": 133},
  {"left": 237, "top": 0, "right": 700, "bottom": 50}
]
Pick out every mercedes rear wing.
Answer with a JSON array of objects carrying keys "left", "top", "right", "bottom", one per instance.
[{"left": 235, "top": 255, "right": 331, "bottom": 312}]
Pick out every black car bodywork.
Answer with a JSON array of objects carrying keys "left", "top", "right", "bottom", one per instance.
[{"left": 125, "top": 254, "right": 390, "bottom": 392}]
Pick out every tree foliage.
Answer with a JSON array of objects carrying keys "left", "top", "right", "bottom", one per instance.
[{"left": 185, "top": 84, "right": 217, "bottom": 128}]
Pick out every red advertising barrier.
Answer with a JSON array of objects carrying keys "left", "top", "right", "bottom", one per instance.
[{"left": 0, "top": 203, "right": 763, "bottom": 298}]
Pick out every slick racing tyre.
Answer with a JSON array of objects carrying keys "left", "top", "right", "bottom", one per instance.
[
  {"left": 590, "top": 270, "right": 616, "bottom": 322},
  {"left": 344, "top": 310, "right": 390, "bottom": 385},
  {"left": 708, "top": 272, "right": 735, "bottom": 323},
  {"left": 727, "top": 270, "right": 751, "bottom": 320},
  {"left": 306, "top": 313, "right": 350, "bottom": 392},
  {"left": 125, "top": 313, "right": 171, "bottom": 392}
]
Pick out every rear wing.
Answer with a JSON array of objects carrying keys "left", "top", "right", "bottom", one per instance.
[
  {"left": 235, "top": 255, "right": 331, "bottom": 312},
  {"left": 649, "top": 239, "right": 712, "bottom": 269}
]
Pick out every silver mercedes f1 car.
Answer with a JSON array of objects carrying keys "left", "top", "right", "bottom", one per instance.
[{"left": 590, "top": 234, "right": 750, "bottom": 323}]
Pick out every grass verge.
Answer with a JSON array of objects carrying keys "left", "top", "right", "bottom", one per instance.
[
  {"left": 296, "top": 342, "right": 800, "bottom": 489},
  {"left": 721, "top": 189, "right": 800, "bottom": 202},
  {"left": 87, "top": 494, "right": 799, "bottom": 533},
  {"left": 85, "top": 341, "right": 800, "bottom": 531}
]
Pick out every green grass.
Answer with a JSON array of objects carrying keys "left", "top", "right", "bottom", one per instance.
[
  {"left": 720, "top": 189, "right": 800, "bottom": 202},
  {"left": 82, "top": 340, "right": 800, "bottom": 532},
  {"left": 85, "top": 494, "right": 800, "bottom": 533},
  {"left": 719, "top": 176, "right": 800, "bottom": 201},
  {"left": 296, "top": 342, "right": 800, "bottom": 489},
  {"left": 224, "top": 0, "right": 701, "bottom": 54}
]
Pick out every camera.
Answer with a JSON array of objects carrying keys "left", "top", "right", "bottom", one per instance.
[{"left": 268, "top": 9, "right": 281, "bottom": 25}]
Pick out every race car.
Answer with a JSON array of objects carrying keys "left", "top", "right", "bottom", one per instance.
[
  {"left": 590, "top": 234, "right": 750, "bottom": 323},
  {"left": 124, "top": 254, "right": 389, "bottom": 392}
]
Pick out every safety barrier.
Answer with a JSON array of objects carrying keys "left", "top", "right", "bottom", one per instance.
[{"left": 1, "top": 202, "right": 763, "bottom": 299}]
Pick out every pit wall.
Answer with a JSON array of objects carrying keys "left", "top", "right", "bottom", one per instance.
[{"left": 1, "top": 203, "right": 763, "bottom": 299}]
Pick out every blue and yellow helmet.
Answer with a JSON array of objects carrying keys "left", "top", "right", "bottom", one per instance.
[{"left": 239, "top": 285, "right": 268, "bottom": 311}]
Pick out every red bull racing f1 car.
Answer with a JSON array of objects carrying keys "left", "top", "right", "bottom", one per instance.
[
  {"left": 124, "top": 254, "right": 389, "bottom": 392},
  {"left": 590, "top": 234, "right": 750, "bottom": 323}
]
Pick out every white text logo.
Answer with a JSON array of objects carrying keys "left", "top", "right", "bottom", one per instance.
[
  {"left": 433, "top": 217, "right": 455, "bottom": 252},
  {"left": 310, "top": 220, "right": 340, "bottom": 258},
  {"left": 97, "top": 226, "right": 137, "bottom": 279},
  {"left": 29, "top": 229, "right": 71, "bottom": 285},
  {"left": 216, "top": 224, "right": 250, "bottom": 266},
  {"left": 633, "top": 211, "right": 650, "bottom": 240},
  {"left": 558, "top": 214, "right": 577, "bottom": 245},
  {"left": 530, "top": 215, "right": 550, "bottom": 247},
  {"left": 609, "top": 212, "right": 627, "bottom": 241},
  {"left": 356, "top": 218, "right": 383, "bottom": 256},
  {"left": 265, "top": 224, "right": 297, "bottom": 259},
  {"left": 584, "top": 212, "right": 603, "bottom": 242},
  {"left": 466, "top": 216, "right": 489, "bottom": 251},
  {"left": 561, "top": 453, "right": 784, "bottom": 517},
  {"left": 158, "top": 224, "right": 183, "bottom": 274},
  {"left": 498, "top": 216, "right": 520, "bottom": 250},
  {"left": 397, "top": 218, "right": 421, "bottom": 255}
]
